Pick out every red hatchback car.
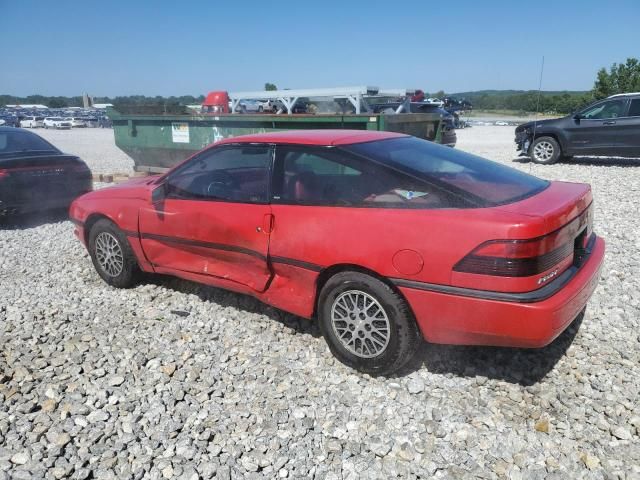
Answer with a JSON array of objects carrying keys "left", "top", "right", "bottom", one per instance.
[{"left": 70, "top": 130, "right": 605, "bottom": 375}]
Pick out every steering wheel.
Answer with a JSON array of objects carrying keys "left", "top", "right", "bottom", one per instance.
[{"left": 204, "top": 171, "right": 237, "bottom": 199}]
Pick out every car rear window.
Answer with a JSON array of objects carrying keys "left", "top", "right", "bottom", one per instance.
[
  {"left": 343, "top": 137, "right": 549, "bottom": 206},
  {"left": 0, "top": 131, "right": 59, "bottom": 156}
]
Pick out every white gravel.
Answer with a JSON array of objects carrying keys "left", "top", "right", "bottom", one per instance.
[
  {"left": 1, "top": 126, "right": 639, "bottom": 479},
  {"left": 36, "top": 127, "right": 135, "bottom": 174}
]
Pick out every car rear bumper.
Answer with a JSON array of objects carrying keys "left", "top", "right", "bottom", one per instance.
[
  {"left": 396, "top": 235, "right": 605, "bottom": 348},
  {"left": 0, "top": 194, "right": 89, "bottom": 216},
  {"left": 0, "top": 181, "right": 92, "bottom": 216}
]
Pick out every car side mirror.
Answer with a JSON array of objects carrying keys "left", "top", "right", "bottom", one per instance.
[
  {"left": 152, "top": 182, "right": 167, "bottom": 204},
  {"left": 573, "top": 113, "right": 583, "bottom": 121}
]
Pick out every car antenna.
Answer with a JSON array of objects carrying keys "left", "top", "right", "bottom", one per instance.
[{"left": 531, "top": 56, "right": 545, "bottom": 173}]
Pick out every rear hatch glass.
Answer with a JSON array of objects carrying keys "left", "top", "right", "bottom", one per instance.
[
  {"left": 0, "top": 130, "right": 59, "bottom": 156},
  {"left": 343, "top": 137, "right": 549, "bottom": 207}
]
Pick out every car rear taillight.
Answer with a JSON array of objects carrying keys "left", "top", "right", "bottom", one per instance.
[
  {"left": 454, "top": 205, "right": 593, "bottom": 277},
  {"left": 70, "top": 164, "right": 89, "bottom": 171},
  {"left": 0, "top": 169, "right": 8, "bottom": 179},
  {"left": 453, "top": 238, "right": 573, "bottom": 277}
]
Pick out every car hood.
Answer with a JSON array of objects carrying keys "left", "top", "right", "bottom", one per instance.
[
  {"left": 515, "top": 117, "right": 564, "bottom": 132},
  {"left": 86, "top": 175, "right": 160, "bottom": 200}
]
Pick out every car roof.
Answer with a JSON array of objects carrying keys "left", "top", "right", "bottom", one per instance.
[
  {"left": 214, "top": 129, "right": 408, "bottom": 146},
  {"left": 607, "top": 92, "right": 640, "bottom": 99}
]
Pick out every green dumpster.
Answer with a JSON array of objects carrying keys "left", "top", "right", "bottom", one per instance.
[{"left": 108, "top": 107, "right": 443, "bottom": 173}]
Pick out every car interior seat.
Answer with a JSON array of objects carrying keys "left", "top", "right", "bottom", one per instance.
[{"left": 286, "top": 171, "right": 318, "bottom": 202}]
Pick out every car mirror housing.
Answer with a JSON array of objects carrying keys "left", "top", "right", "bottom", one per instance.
[
  {"left": 152, "top": 182, "right": 167, "bottom": 203},
  {"left": 573, "top": 113, "right": 583, "bottom": 121}
]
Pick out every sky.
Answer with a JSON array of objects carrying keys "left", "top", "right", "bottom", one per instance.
[{"left": 1, "top": 0, "right": 638, "bottom": 97}]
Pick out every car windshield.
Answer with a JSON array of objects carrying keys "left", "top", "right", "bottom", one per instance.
[
  {"left": 343, "top": 137, "right": 549, "bottom": 206},
  {"left": 0, "top": 130, "right": 59, "bottom": 156}
]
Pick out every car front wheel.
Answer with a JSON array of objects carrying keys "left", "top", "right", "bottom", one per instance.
[
  {"left": 88, "top": 219, "right": 140, "bottom": 288},
  {"left": 318, "top": 272, "right": 420, "bottom": 376},
  {"left": 530, "top": 136, "right": 561, "bottom": 164}
]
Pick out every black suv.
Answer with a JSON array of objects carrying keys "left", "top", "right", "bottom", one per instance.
[{"left": 515, "top": 93, "right": 640, "bottom": 164}]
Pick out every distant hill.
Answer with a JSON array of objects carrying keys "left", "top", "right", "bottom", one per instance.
[
  {"left": 450, "top": 89, "right": 588, "bottom": 98},
  {"left": 445, "top": 90, "right": 593, "bottom": 114}
]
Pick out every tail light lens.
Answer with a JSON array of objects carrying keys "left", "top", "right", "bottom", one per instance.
[
  {"left": 453, "top": 238, "right": 573, "bottom": 277},
  {"left": 68, "top": 163, "right": 91, "bottom": 176},
  {"left": 0, "top": 169, "right": 8, "bottom": 179},
  {"left": 454, "top": 205, "right": 593, "bottom": 277}
]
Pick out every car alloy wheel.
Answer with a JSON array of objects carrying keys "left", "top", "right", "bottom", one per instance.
[
  {"left": 533, "top": 140, "right": 554, "bottom": 162},
  {"left": 94, "top": 231, "right": 124, "bottom": 277},
  {"left": 330, "top": 289, "right": 391, "bottom": 358}
]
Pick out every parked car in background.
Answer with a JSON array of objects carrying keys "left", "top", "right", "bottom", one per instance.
[
  {"left": 70, "top": 130, "right": 603, "bottom": 375},
  {"left": 44, "top": 117, "right": 72, "bottom": 129},
  {"left": 65, "top": 117, "right": 87, "bottom": 128},
  {"left": 0, "top": 116, "right": 19, "bottom": 127},
  {"left": 516, "top": 92, "right": 640, "bottom": 164},
  {"left": 257, "top": 100, "right": 278, "bottom": 112},
  {"left": 235, "top": 100, "right": 262, "bottom": 113},
  {"left": 0, "top": 127, "right": 92, "bottom": 218},
  {"left": 20, "top": 116, "right": 45, "bottom": 128}
]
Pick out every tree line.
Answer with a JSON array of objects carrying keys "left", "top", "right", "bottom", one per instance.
[
  {"left": 2, "top": 58, "right": 638, "bottom": 112},
  {"left": 443, "top": 57, "right": 640, "bottom": 114},
  {"left": 445, "top": 90, "right": 592, "bottom": 114}
]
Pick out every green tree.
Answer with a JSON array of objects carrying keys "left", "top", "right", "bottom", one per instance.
[
  {"left": 265, "top": 83, "right": 278, "bottom": 91},
  {"left": 592, "top": 57, "right": 640, "bottom": 99},
  {"left": 593, "top": 67, "right": 612, "bottom": 99},
  {"left": 48, "top": 97, "right": 67, "bottom": 108}
]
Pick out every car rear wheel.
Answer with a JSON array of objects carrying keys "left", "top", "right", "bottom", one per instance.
[
  {"left": 318, "top": 272, "right": 420, "bottom": 376},
  {"left": 88, "top": 219, "right": 140, "bottom": 288},
  {"left": 530, "top": 136, "right": 561, "bottom": 164}
]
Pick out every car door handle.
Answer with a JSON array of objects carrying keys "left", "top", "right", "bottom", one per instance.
[
  {"left": 259, "top": 213, "right": 274, "bottom": 234},
  {"left": 603, "top": 120, "right": 616, "bottom": 125}
]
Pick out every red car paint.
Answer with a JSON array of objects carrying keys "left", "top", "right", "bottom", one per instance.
[{"left": 70, "top": 130, "right": 605, "bottom": 347}]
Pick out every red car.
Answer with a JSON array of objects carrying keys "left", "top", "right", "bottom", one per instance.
[{"left": 70, "top": 130, "right": 605, "bottom": 375}]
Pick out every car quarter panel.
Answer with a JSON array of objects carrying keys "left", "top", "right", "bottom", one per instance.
[
  {"left": 268, "top": 203, "right": 544, "bottom": 292},
  {"left": 401, "top": 236, "right": 604, "bottom": 346}
]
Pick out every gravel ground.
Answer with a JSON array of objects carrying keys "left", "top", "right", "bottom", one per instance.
[
  {"left": 1, "top": 126, "right": 639, "bottom": 479},
  {"left": 36, "top": 127, "right": 135, "bottom": 174}
]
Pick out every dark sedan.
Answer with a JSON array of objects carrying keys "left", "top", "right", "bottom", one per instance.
[{"left": 0, "top": 127, "right": 92, "bottom": 217}]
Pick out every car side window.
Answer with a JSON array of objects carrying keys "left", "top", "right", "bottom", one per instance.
[
  {"left": 581, "top": 99, "right": 627, "bottom": 119},
  {"left": 628, "top": 99, "right": 640, "bottom": 117},
  {"left": 272, "top": 146, "right": 454, "bottom": 208},
  {"left": 166, "top": 145, "right": 271, "bottom": 203}
]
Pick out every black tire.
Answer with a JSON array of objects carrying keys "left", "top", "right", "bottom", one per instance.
[
  {"left": 530, "top": 136, "right": 561, "bottom": 164},
  {"left": 88, "top": 219, "right": 140, "bottom": 288},
  {"left": 318, "top": 271, "right": 420, "bottom": 376}
]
